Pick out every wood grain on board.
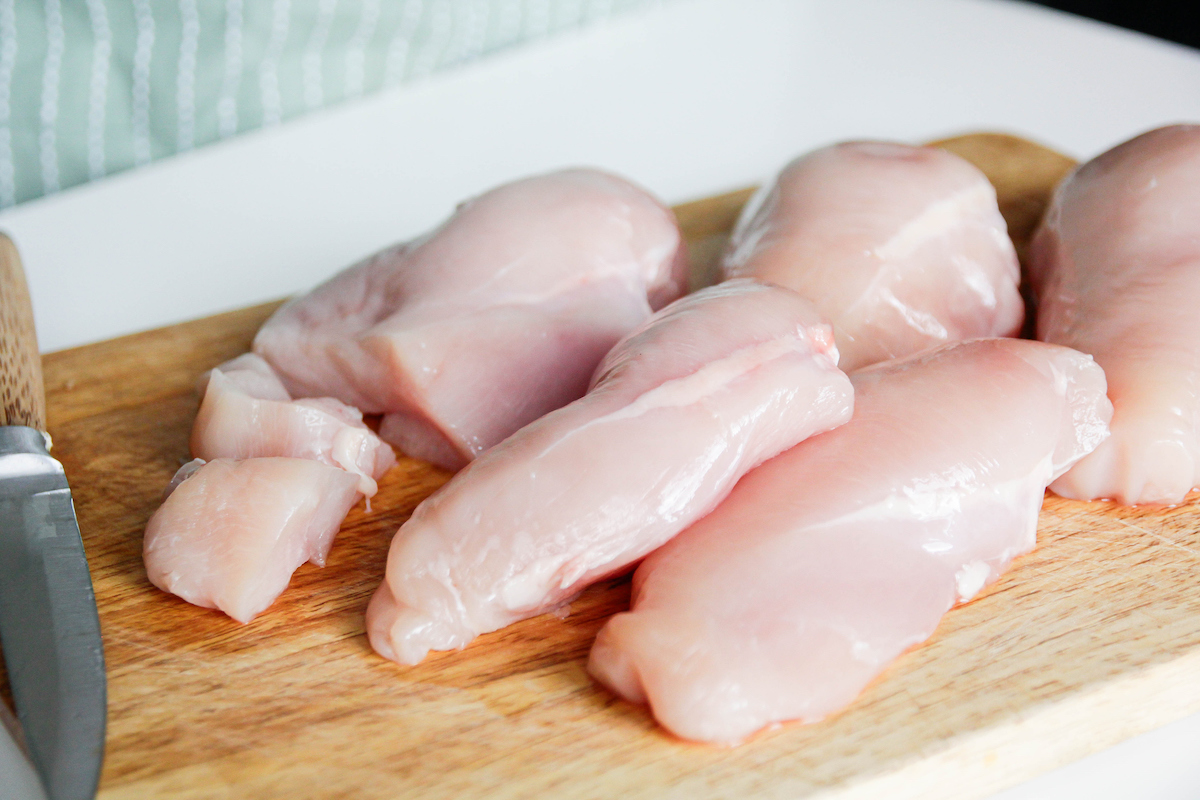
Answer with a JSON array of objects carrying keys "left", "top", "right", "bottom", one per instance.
[{"left": 12, "top": 133, "right": 1200, "bottom": 799}]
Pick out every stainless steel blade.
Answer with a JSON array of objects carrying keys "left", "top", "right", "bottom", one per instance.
[{"left": 0, "top": 426, "right": 105, "bottom": 800}]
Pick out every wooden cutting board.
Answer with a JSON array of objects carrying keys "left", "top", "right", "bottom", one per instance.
[{"left": 7, "top": 133, "right": 1200, "bottom": 799}]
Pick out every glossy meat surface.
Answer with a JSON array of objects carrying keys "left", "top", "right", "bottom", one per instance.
[
  {"left": 1030, "top": 124, "right": 1200, "bottom": 505},
  {"left": 144, "top": 458, "right": 362, "bottom": 623},
  {"left": 722, "top": 141, "right": 1023, "bottom": 371},
  {"left": 253, "top": 169, "right": 687, "bottom": 470},
  {"left": 366, "top": 281, "right": 854, "bottom": 665},
  {"left": 588, "top": 339, "right": 1111, "bottom": 744},
  {"left": 191, "top": 353, "right": 395, "bottom": 497}
]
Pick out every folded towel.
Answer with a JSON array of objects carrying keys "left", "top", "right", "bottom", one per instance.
[{"left": 0, "top": 0, "right": 653, "bottom": 208}]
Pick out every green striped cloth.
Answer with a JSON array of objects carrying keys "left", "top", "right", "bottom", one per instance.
[{"left": 0, "top": 0, "right": 654, "bottom": 208}]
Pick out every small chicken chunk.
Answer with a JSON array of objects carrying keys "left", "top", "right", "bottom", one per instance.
[
  {"left": 191, "top": 353, "right": 395, "bottom": 496},
  {"left": 144, "top": 458, "right": 362, "bottom": 623}
]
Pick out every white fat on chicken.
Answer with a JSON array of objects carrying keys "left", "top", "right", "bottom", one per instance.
[
  {"left": 1030, "top": 124, "right": 1200, "bottom": 505},
  {"left": 365, "top": 280, "right": 854, "bottom": 665},
  {"left": 253, "top": 169, "right": 687, "bottom": 470},
  {"left": 588, "top": 338, "right": 1111, "bottom": 745},
  {"left": 723, "top": 141, "right": 1023, "bottom": 371}
]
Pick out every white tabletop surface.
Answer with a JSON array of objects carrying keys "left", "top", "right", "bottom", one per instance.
[{"left": 2, "top": 0, "right": 1199, "bottom": 796}]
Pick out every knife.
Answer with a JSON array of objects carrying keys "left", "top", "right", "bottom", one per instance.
[{"left": 0, "top": 233, "right": 106, "bottom": 800}]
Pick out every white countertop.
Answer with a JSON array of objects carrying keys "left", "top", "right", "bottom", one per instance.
[{"left": 3, "top": 0, "right": 1199, "bottom": 795}]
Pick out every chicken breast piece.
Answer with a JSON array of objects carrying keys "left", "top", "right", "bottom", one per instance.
[
  {"left": 191, "top": 353, "right": 395, "bottom": 497},
  {"left": 253, "top": 169, "right": 687, "bottom": 471},
  {"left": 201, "top": 351, "right": 292, "bottom": 401},
  {"left": 588, "top": 338, "right": 1111, "bottom": 745},
  {"left": 1030, "top": 124, "right": 1200, "bottom": 505},
  {"left": 144, "top": 458, "right": 362, "bottom": 624},
  {"left": 722, "top": 141, "right": 1023, "bottom": 371},
  {"left": 366, "top": 280, "right": 854, "bottom": 665}
]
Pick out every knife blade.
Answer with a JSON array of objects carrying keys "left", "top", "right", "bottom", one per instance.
[{"left": 0, "top": 233, "right": 106, "bottom": 800}]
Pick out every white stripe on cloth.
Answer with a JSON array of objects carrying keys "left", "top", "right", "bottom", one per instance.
[
  {"left": 0, "top": 0, "right": 16, "bottom": 208},
  {"left": 85, "top": 0, "right": 112, "bottom": 180},
  {"left": 131, "top": 0, "right": 156, "bottom": 166},
  {"left": 384, "top": 0, "right": 425, "bottom": 86},
  {"left": 448, "top": 0, "right": 489, "bottom": 65},
  {"left": 259, "top": 0, "right": 292, "bottom": 126},
  {"left": 583, "top": 0, "right": 614, "bottom": 21},
  {"left": 411, "top": 0, "right": 452, "bottom": 78},
  {"left": 217, "top": 0, "right": 243, "bottom": 138},
  {"left": 40, "top": 0, "right": 64, "bottom": 194},
  {"left": 344, "top": 0, "right": 380, "bottom": 99},
  {"left": 177, "top": 0, "right": 200, "bottom": 152},
  {"left": 556, "top": 0, "right": 584, "bottom": 28},
  {"left": 495, "top": 0, "right": 521, "bottom": 45},
  {"left": 522, "top": 0, "right": 551, "bottom": 38},
  {"left": 303, "top": 0, "right": 338, "bottom": 110}
]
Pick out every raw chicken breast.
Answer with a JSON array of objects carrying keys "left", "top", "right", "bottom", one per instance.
[
  {"left": 366, "top": 280, "right": 854, "bottom": 665},
  {"left": 253, "top": 169, "right": 687, "bottom": 471},
  {"left": 722, "top": 141, "right": 1023, "bottom": 371},
  {"left": 191, "top": 353, "right": 395, "bottom": 496},
  {"left": 589, "top": 338, "right": 1111, "bottom": 745},
  {"left": 1029, "top": 124, "right": 1200, "bottom": 505},
  {"left": 144, "top": 457, "right": 362, "bottom": 623}
]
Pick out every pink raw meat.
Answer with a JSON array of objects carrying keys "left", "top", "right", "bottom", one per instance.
[
  {"left": 1030, "top": 124, "right": 1200, "bottom": 505},
  {"left": 588, "top": 338, "right": 1111, "bottom": 745},
  {"left": 366, "top": 280, "right": 854, "bottom": 665},
  {"left": 253, "top": 169, "right": 687, "bottom": 471},
  {"left": 722, "top": 141, "right": 1023, "bottom": 371},
  {"left": 191, "top": 353, "right": 395, "bottom": 497},
  {"left": 144, "top": 457, "right": 362, "bottom": 623}
]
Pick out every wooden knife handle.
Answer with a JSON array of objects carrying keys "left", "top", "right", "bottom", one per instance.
[{"left": 0, "top": 233, "right": 46, "bottom": 430}]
